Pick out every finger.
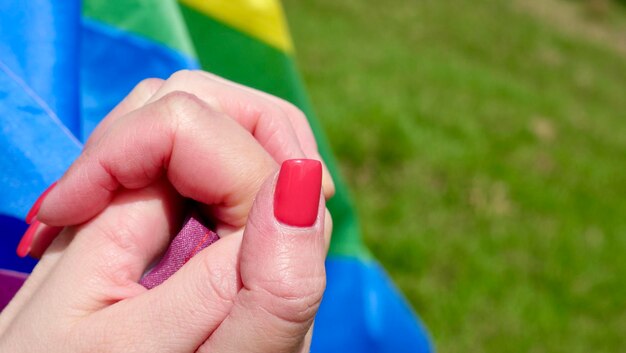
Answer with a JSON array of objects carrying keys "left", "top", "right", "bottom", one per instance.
[
  {"left": 300, "top": 324, "right": 315, "bottom": 353},
  {"left": 37, "top": 92, "right": 277, "bottom": 228},
  {"left": 197, "top": 71, "right": 320, "bottom": 158},
  {"left": 323, "top": 208, "right": 333, "bottom": 252},
  {"left": 2, "top": 182, "right": 183, "bottom": 345},
  {"left": 30, "top": 181, "right": 182, "bottom": 317},
  {"left": 29, "top": 223, "right": 64, "bottom": 259},
  {"left": 0, "top": 221, "right": 69, "bottom": 329},
  {"left": 84, "top": 78, "right": 164, "bottom": 148},
  {"left": 201, "top": 71, "right": 335, "bottom": 198},
  {"left": 18, "top": 79, "right": 164, "bottom": 269},
  {"left": 147, "top": 71, "right": 304, "bottom": 163},
  {"left": 0, "top": 230, "right": 69, "bottom": 332},
  {"left": 150, "top": 70, "right": 334, "bottom": 197},
  {"left": 81, "top": 232, "right": 243, "bottom": 353},
  {"left": 199, "top": 159, "right": 326, "bottom": 353}
]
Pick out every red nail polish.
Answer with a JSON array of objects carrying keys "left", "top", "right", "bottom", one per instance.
[
  {"left": 25, "top": 182, "right": 57, "bottom": 224},
  {"left": 17, "top": 220, "right": 41, "bottom": 258},
  {"left": 274, "top": 159, "right": 322, "bottom": 227}
]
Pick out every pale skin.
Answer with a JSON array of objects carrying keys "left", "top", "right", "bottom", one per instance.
[{"left": 0, "top": 71, "right": 334, "bottom": 353}]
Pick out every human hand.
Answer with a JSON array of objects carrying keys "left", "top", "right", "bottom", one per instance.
[
  {"left": 0, "top": 158, "right": 327, "bottom": 352},
  {"left": 18, "top": 70, "right": 334, "bottom": 257},
  {"left": 3, "top": 70, "right": 333, "bottom": 352}
]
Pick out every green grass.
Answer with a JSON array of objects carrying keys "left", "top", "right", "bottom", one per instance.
[{"left": 284, "top": 0, "right": 626, "bottom": 351}]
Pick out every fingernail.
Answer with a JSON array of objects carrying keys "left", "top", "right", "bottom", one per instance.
[
  {"left": 274, "top": 159, "right": 322, "bottom": 227},
  {"left": 17, "top": 220, "right": 41, "bottom": 258},
  {"left": 25, "top": 182, "right": 57, "bottom": 224}
]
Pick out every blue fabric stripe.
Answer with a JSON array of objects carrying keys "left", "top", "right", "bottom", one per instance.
[
  {"left": 80, "top": 18, "right": 200, "bottom": 140},
  {"left": 0, "top": 66, "right": 82, "bottom": 220},
  {"left": 0, "top": 0, "right": 81, "bottom": 137},
  {"left": 313, "top": 257, "right": 432, "bottom": 353},
  {"left": 0, "top": 65, "right": 82, "bottom": 272}
]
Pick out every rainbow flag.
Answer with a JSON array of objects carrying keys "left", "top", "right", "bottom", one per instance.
[{"left": 0, "top": 0, "right": 431, "bottom": 351}]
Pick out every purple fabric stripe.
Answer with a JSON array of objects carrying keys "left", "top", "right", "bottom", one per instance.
[
  {"left": 139, "top": 215, "right": 219, "bottom": 289},
  {"left": 0, "top": 269, "right": 28, "bottom": 311}
]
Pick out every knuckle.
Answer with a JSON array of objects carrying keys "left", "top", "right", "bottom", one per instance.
[
  {"left": 266, "top": 122, "right": 295, "bottom": 153},
  {"left": 195, "top": 254, "right": 237, "bottom": 307},
  {"left": 242, "top": 218, "right": 326, "bottom": 324},
  {"left": 161, "top": 90, "right": 204, "bottom": 112},
  {"left": 276, "top": 99, "right": 308, "bottom": 122},
  {"left": 255, "top": 268, "right": 326, "bottom": 325},
  {"left": 94, "top": 212, "right": 143, "bottom": 257},
  {"left": 79, "top": 214, "right": 146, "bottom": 288},
  {"left": 168, "top": 69, "right": 195, "bottom": 82},
  {"left": 254, "top": 104, "right": 304, "bottom": 158},
  {"left": 134, "top": 77, "right": 164, "bottom": 97},
  {"left": 159, "top": 91, "right": 207, "bottom": 128},
  {"left": 193, "top": 69, "right": 217, "bottom": 80}
]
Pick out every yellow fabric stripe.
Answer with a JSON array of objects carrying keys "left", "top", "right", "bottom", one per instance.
[{"left": 178, "top": 0, "right": 294, "bottom": 53}]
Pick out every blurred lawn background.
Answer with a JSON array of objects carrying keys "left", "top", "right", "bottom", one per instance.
[{"left": 284, "top": 0, "right": 626, "bottom": 351}]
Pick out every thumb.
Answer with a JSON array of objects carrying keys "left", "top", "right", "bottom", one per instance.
[{"left": 199, "top": 159, "right": 327, "bottom": 353}]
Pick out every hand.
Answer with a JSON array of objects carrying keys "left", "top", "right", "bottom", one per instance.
[
  {"left": 2, "top": 70, "right": 333, "bottom": 352},
  {"left": 0, "top": 159, "right": 327, "bottom": 352},
  {"left": 20, "top": 70, "right": 334, "bottom": 257}
]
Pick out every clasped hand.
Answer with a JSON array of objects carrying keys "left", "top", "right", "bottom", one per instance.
[{"left": 0, "top": 70, "right": 334, "bottom": 353}]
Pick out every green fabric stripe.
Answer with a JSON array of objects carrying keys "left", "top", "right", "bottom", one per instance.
[
  {"left": 180, "top": 4, "right": 369, "bottom": 259},
  {"left": 83, "top": 0, "right": 196, "bottom": 58}
]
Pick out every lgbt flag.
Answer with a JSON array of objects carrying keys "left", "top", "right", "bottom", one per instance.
[{"left": 0, "top": 1, "right": 432, "bottom": 351}]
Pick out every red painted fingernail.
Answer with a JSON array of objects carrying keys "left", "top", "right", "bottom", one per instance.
[
  {"left": 25, "top": 182, "right": 57, "bottom": 224},
  {"left": 274, "top": 159, "right": 322, "bottom": 227},
  {"left": 17, "top": 220, "right": 41, "bottom": 258}
]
